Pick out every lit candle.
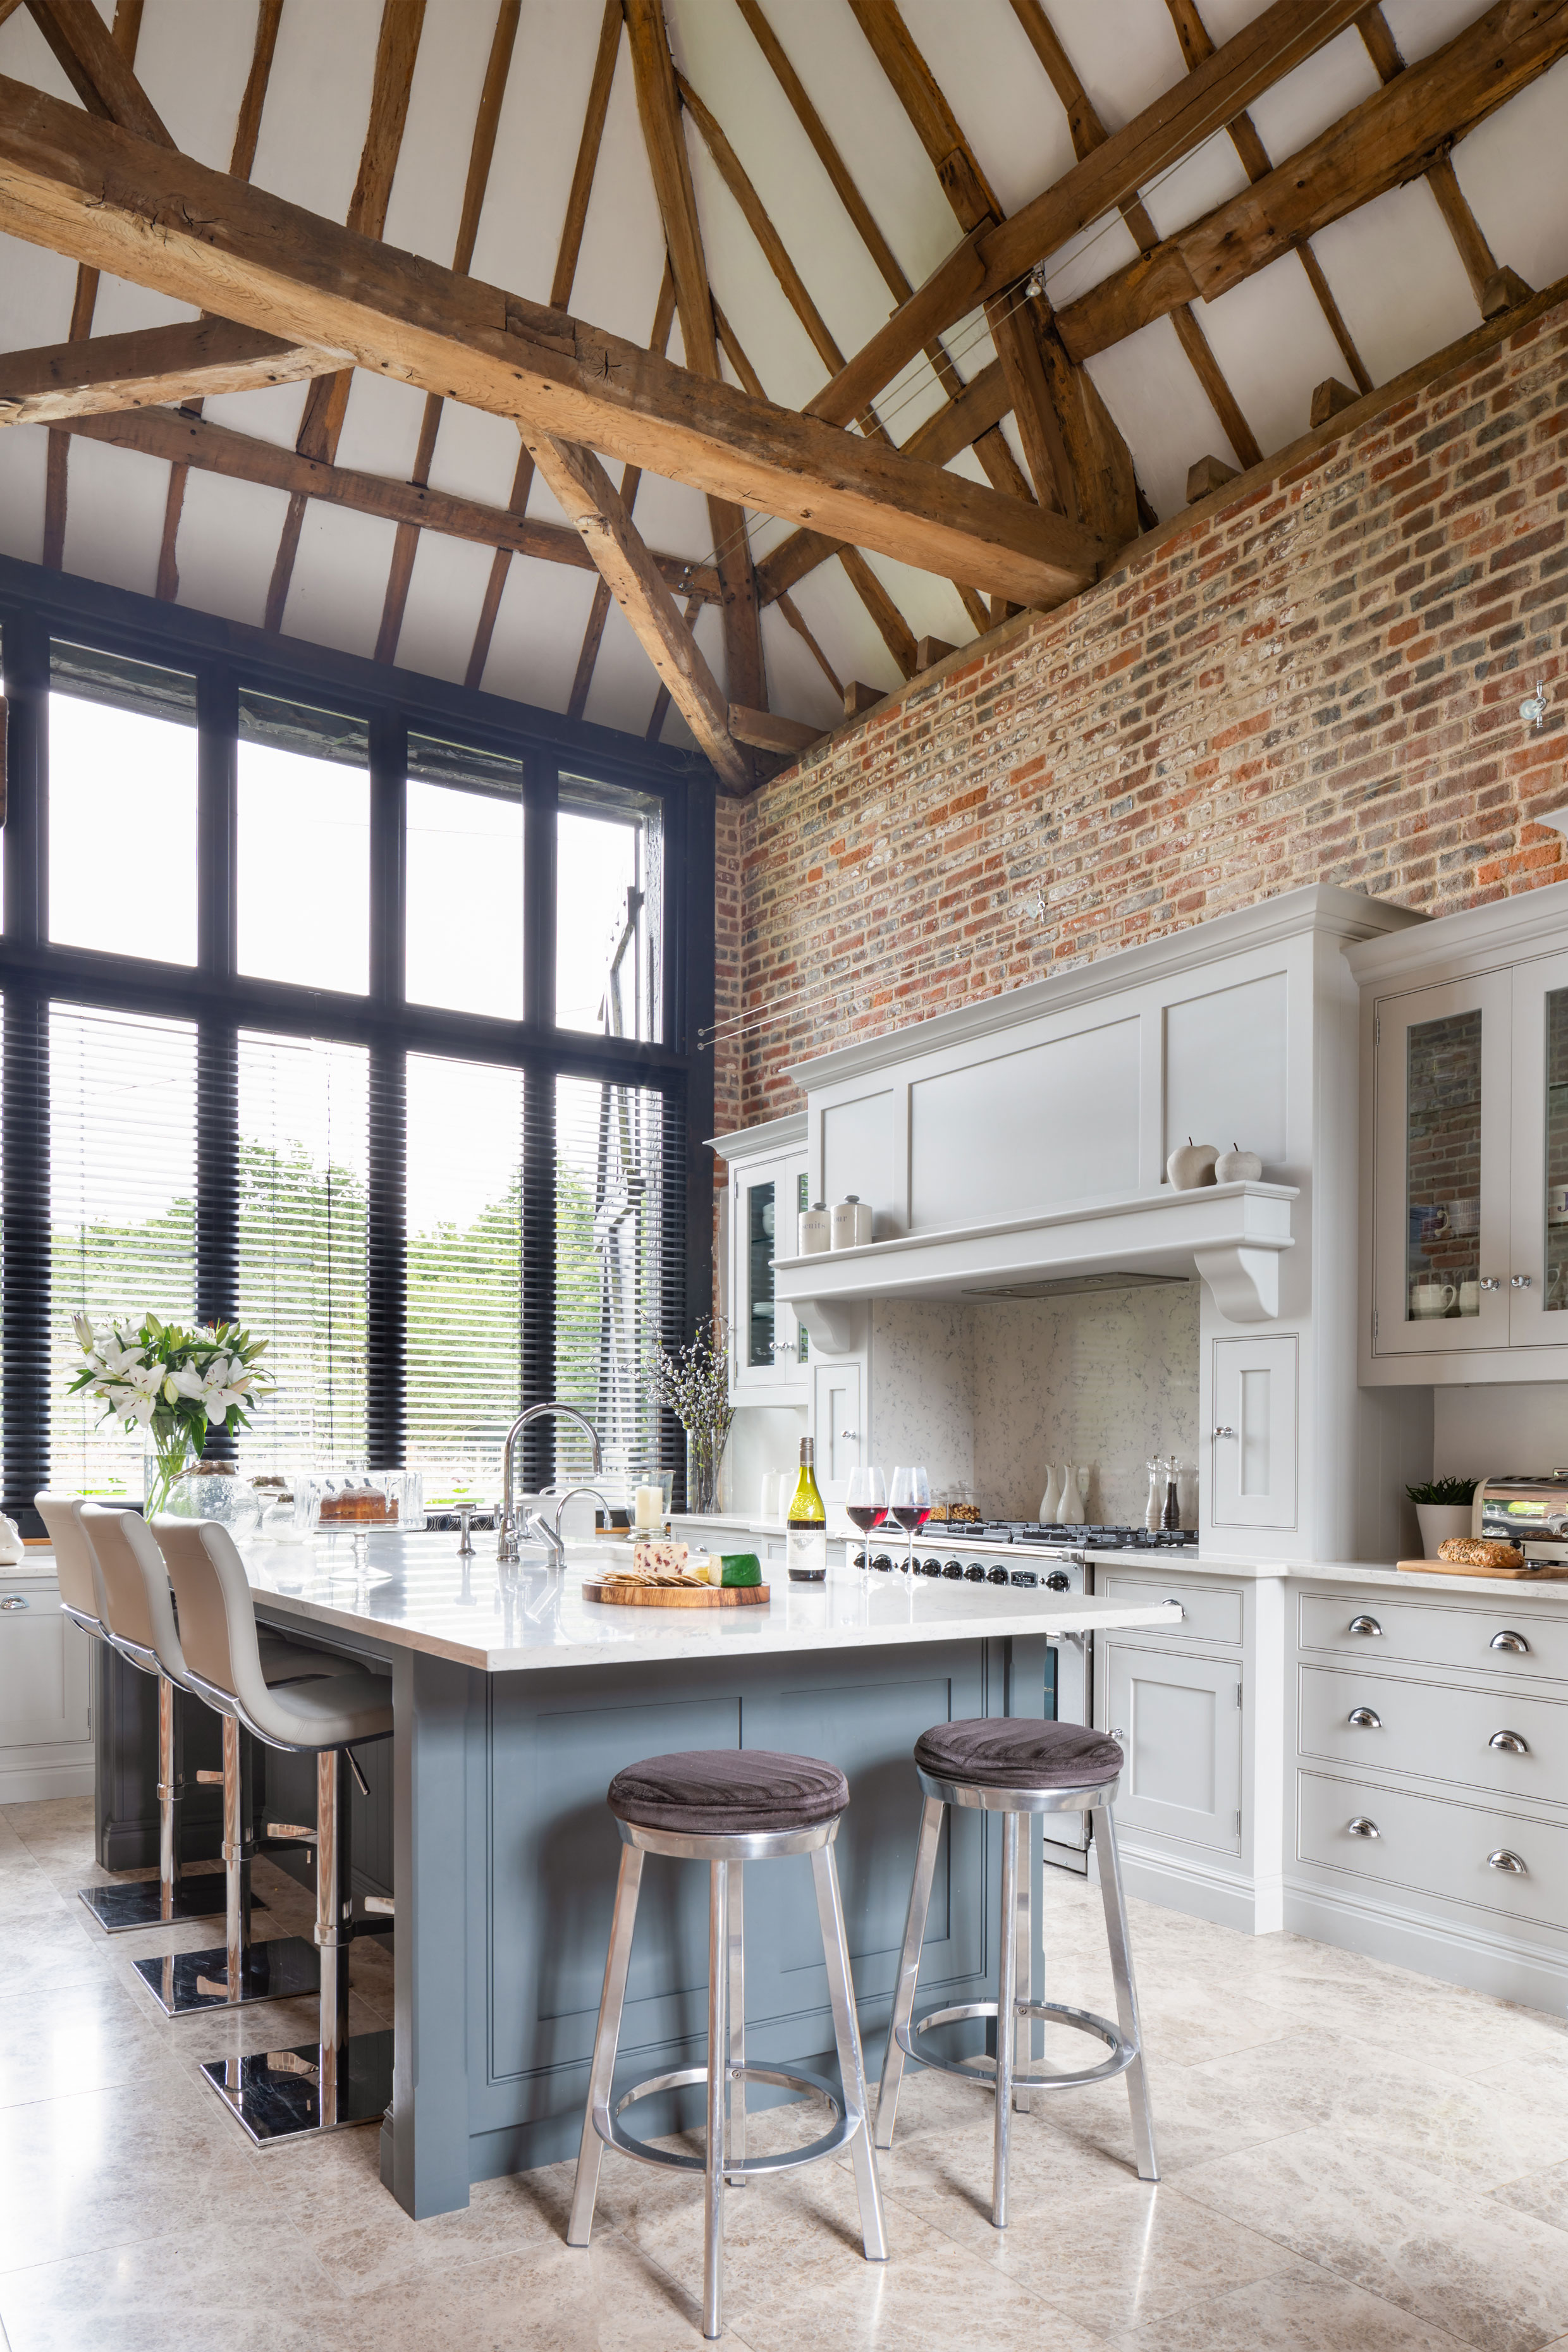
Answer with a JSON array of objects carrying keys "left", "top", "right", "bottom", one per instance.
[{"left": 634, "top": 1483, "right": 663, "bottom": 1529}]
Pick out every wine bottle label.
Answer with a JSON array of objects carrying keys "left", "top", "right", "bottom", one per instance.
[{"left": 787, "top": 1523, "right": 827, "bottom": 1581}]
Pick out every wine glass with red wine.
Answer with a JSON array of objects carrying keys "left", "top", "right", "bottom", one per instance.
[
  {"left": 845, "top": 1466, "right": 887, "bottom": 1569},
  {"left": 888, "top": 1464, "right": 931, "bottom": 1579}
]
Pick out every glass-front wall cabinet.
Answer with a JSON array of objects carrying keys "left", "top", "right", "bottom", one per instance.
[
  {"left": 731, "top": 1152, "right": 810, "bottom": 1397},
  {"left": 1372, "top": 955, "right": 1568, "bottom": 1361}
]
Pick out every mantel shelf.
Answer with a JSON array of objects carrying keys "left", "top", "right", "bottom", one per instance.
[{"left": 775, "top": 1180, "right": 1299, "bottom": 1335}]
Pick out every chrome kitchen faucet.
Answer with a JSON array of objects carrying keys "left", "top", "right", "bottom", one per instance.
[{"left": 497, "top": 1403, "right": 603, "bottom": 1563}]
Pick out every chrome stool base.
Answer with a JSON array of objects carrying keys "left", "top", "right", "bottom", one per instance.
[
  {"left": 200, "top": 2027, "right": 394, "bottom": 2147},
  {"left": 134, "top": 1931, "right": 319, "bottom": 2017},
  {"left": 78, "top": 1877, "right": 267, "bottom": 1935},
  {"left": 899, "top": 1995, "right": 1134, "bottom": 2092},
  {"left": 607, "top": 2061, "right": 855, "bottom": 2180}
]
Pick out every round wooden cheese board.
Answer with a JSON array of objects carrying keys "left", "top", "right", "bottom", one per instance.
[{"left": 582, "top": 1578, "right": 771, "bottom": 1608}]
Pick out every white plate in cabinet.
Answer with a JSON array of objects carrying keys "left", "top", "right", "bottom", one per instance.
[
  {"left": 1299, "top": 1591, "right": 1568, "bottom": 1682},
  {"left": 1297, "top": 1768, "right": 1568, "bottom": 1933},
  {"left": 1100, "top": 1572, "right": 1244, "bottom": 1648},
  {"left": 1103, "top": 1643, "right": 1242, "bottom": 1854},
  {"left": 1298, "top": 1663, "right": 1568, "bottom": 1801}
]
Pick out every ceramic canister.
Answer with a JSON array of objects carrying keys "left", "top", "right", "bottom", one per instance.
[
  {"left": 830, "top": 1195, "right": 874, "bottom": 1249},
  {"left": 797, "top": 1202, "right": 831, "bottom": 1254}
]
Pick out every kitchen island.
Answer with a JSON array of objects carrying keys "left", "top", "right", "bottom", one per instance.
[{"left": 236, "top": 1531, "right": 1179, "bottom": 2217}]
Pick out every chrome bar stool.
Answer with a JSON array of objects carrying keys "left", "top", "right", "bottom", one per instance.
[
  {"left": 878, "top": 1718, "right": 1157, "bottom": 2228},
  {"left": 83, "top": 1501, "right": 341, "bottom": 2017},
  {"left": 37, "top": 1491, "right": 240, "bottom": 1936},
  {"left": 568, "top": 1748, "right": 888, "bottom": 2341},
  {"left": 154, "top": 1515, "right": 396, "bottom": 2144}
]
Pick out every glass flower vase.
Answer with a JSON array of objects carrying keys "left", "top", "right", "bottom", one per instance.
[
  {"left": 143, "top": 1426, "right": 198, "bottom": 1519},
  {"left": 685, "top": 1424, "right": 727, "bottom": 1516}
]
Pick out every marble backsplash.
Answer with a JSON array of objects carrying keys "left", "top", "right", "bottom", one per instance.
[{"left": 871, "top": 1283, "right": 1201, "bottom": 1526}]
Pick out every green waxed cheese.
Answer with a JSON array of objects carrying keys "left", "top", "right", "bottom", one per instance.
[{"left": 720, "top": 1553, "right": 761, "bottom": 1587}]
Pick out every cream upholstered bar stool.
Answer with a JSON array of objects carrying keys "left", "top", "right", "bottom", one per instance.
[
  {"left": 154, "top": 1514, "right": 396, "bottom": 2144},
  {"left": 569, "top": 1749, "right": 888, "bottom": 2343},
  {"left": 37, "top": 1491, "right": 238, "bottom": 1937},
  {"left": 877, "top": 1718, "right": 1158, "bottom": 2229},
  {"left": 82, "top": 1501, "right": 343, "bottom": 2017}
]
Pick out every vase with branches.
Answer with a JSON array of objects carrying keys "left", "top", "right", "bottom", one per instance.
[{"left": 646, "top": 1318, "right": 733, "bottom": 1514}]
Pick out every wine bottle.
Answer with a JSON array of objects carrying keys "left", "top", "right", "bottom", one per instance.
[{"left": 787, "top": 1437, "right": 827, "bottom": 1584}]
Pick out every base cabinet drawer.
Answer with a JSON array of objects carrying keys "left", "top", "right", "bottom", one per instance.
[
  {"left": 1299, "top": 1663, "right": 1568, "bottom": 1801},
  {"left": 1299, "top": 1589, "right": 1568, "bottom": 1682},
  {"left": 0, "top": 1584, "right": 90, "bottom": 1747},
  {"left": 1103, "top": 1643, "right": 1242, "bottom": 1854},
  {"left": 1100, "top": 1572, "right": 1243, "bottom": 1648},
  {"left": 1297, "top": 1768, "right": 1568, "bottom": 1932}
]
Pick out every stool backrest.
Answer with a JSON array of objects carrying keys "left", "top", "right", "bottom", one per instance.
[
  {"left": 35, "top": 1491, "right": 106, "bottom": 1628},
  {"left": 83, "top": 1502, "right": 186, "bottom": 1683},
  {"left": 150, "top": 1514, "right": 273, "bottom": 1727}
]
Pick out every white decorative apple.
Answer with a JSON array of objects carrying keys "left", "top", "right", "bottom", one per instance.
[
  {"left": 1215, "top": 1142, "right": 1264, "bottom": 1184},
  {"left": 1167, "top": 1137, "right": 1218, "bottom": 1189}
]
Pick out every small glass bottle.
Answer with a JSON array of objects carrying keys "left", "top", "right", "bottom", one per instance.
[{"left": 787, "top": 1437, "right": 828, "bottom": 1584}]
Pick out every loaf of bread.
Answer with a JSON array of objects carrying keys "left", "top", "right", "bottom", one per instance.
[
  {"left": 1438, "top": 1536, "right": 1524, "bottom": 1567},
  {"left": 319, "top": 1485, "right": 396, "bottom": 1524}
]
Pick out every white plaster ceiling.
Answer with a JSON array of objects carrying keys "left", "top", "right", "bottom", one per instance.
[{"left": 0, "top": 0, "right": 1564, "bottom": 758}]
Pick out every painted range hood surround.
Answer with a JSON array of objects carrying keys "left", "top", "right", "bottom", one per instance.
[{"left": 776, "top": 1179, "right": 1297, "bottom": 1346}]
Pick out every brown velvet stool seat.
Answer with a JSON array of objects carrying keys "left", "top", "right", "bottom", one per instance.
[
  {"left": 879, "top": 1715, "right": 1158, "bottom": 2232},
  {"left": 570, "top": 1748, "right": 886, "bottom": 2341}
]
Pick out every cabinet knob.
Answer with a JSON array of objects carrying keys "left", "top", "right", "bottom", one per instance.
[
  {"left": 1487, "top": 1848, "right": 1528, "bottom": 1875},
  {"left": 1348, "top": 1615, "right": 1383, "bottom": 1637},
  {"left": 1347, "top": 1816, "right": 1380, "bottom": 1838},
  {"left": 1479, "top": 1276, "right": 1503, "bottom": 1291},
  {"left": 0, "top": 1594, "right": 28, "bottom": 1610},
  {"left": 1347, "top": 1707, "right": 1382, "bottom": 1729},
  {"left": 839, "top": 1428, "right": 859, "bottom": 1440},
  {"left": 1512, "top": 1274, "right": 1534, "bottom": 1290},
  {"left": 1490, "top": 1630, "right": 1531, "bottom": 1655},
  {"left": 1212, "top": 1426, "right": 1235, "bottom": 1438},
  {"left": 1489, "top": 1729, "right": 1530, "bottom": 1754}
]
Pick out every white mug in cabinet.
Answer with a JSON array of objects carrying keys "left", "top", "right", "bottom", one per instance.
[
  {"left": 830, "top": 1196, "right": 873, "bottom": 1249},
  {"left": 1410, "top": 1279, "right": 1456, "bottom": 1318},
  {"left": 797, "top": 1202, "right": 831, "bottom": 1254}
]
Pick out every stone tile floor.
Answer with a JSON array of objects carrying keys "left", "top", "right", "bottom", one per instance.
[{"left": 3, "top": 1796, "right": 1568, "bottom": 2349}]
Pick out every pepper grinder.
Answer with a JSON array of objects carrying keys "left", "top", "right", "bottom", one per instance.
[{"left": 1161, "top": 1461, "right": 1182, "bottom": 1531}]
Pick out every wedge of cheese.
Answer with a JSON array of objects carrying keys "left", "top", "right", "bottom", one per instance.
[{"left": 632, "top": 1537, "right": 689, "bottom": 1577}]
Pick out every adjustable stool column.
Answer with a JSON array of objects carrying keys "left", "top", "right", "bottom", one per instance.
[
  {"left": 37, "top": 1492, "right": 233, "bottom": 1936},
  {"left": 154, "top": 1516, "right": 396, "bottom": 2143},
  {"left": 878, "top": 1718, "right": 1158, "bottom": 2229},
  {"left": 568, "top": 1748, "right": 887, "bottom": 2342}
]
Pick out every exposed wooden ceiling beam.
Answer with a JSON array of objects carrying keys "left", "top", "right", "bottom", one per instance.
[
  {"left": 525, "top": 434, "right": 749, "bottom": 792},
  {"left": 806, "top": 0, "right": 1373, "bottom": 427},
  {"left": 1055, "top": 0, "right": 1568, "bottom": 362},
  {"left": 45, "top": 401, "right": 722, "bottom": 597},
  {"left": 839, "top": 544, "right": 916, "bottom": 678},
  {"left": 464, "top": 0, "right": 621, "bottom": 693},
  {"left": 625, "top": 0, "right": 764, "bottom": 730},
  {"left": 0, "top": 77, "right": 1105, "bottom": 604},
  {"left": 264, "top": 0, "right": 427, "bottom": 632},
  {"left": 376, "top": 0, "right": 522, "bottom": 663},
  {"left": 645, "top": 590, "right": 701, "bottom": 742},
  {"left": 0, "top": 316, "right": 341, "bottom": 423},
  {"left": 729, "top": 704, "right": 823, "bottom": 754},
  {"left": 1356, "top": 3, "right": 1512, "bottom": 311},
  {"left": 154, "top": 0, "right": 285, "bottom": 603},
  {"left": 775, "top": 589, "right": 843, "bottom": 699}
]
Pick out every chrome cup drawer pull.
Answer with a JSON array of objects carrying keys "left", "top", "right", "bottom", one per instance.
[
  {"left": 1347, "top": 1816, "right": 1380, "bottom": 1838},
  {"left": 1348, "top": 1615, "right": 1383, "bottom": 1637},
  {"left": 1164, "top": 1598, "right": 1187, "bottom": 1619},
  {"left": 1488, "top": 1730, "right": 1529, "bottom": 1755},
  {"left": 0, "top": 1595, "right": 29, "bottom": 1611},
  {"left": 1488, "top": 1849, "right": 1528, "bottom": 1875},
  {"left": 1490, "top": 1630, "right": 1531, "bottom": 1654},
  {"left": 1347, "top": 1707, "right": 1382, "bottom": 1729}
]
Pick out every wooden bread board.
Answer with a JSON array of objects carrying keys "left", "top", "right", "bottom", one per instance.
[
  {"left": 1397, "top": 1557, "right": 1568, "bottom": 1579},
  {"left": 582, "top": 1579, "right": 770, "bottom": 1608}
]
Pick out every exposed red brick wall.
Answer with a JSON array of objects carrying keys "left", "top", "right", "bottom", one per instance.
[{"left": 716, "top": 298, "right": 1568, "bottom": 1132}]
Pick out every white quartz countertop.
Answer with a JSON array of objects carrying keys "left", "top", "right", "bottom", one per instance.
[
  {"left": 672, "top": 1515, "right": 1284, "bottom": 1579},
  {"left": 234, "top": 1530, "right": 1184, "bottom": 1673},
  {"left": 1290, "top": 1559, "right": 1568, "bottom": 1598}
]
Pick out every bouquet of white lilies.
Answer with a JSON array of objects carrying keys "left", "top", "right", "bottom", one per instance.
[{"left": 67, "top": 1311, "right": 273, "bottom": 1514}]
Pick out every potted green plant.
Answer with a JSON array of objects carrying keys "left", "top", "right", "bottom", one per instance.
[{"left": 1406, "top": 1476, "right": 1478, "bottom": 1558}]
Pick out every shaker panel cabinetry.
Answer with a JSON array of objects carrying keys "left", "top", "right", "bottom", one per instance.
[
  {"left": 1362, "top": 931, "right": 1568, "bottom": 1375},
  {"left": 719, "top": 1129, "right": 811, "bottom": 1400},
  {"left": 0, "top": 1572, "right": 94, "bottom": 1803},
  {"left": 1101, "top": 1642, "right": 1243, "bottom": 1856},
  {"left": 1211, "top": 1335, "right": 1297, "bottom": 1528},
  {"left": 811, "top": 1360, "right": 864, "bottom": 1497}
]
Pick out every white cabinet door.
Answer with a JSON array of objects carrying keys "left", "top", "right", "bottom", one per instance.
[
  {"left": 1211, "top": 1333, "right": 1297, "bottom": 1529},
  {"left": 1371, "top": 972, "right": 1512, "bottom": 1358},
  {"left": 1102, "top": 1643, "right": 1242, "bottom": 1854},
  {"left": 1508, "top": 951, "right": 1568, "bottom": 1346},
  {"left": 0, "top": 1584, "right": 90, "bottom": 1746},
  {"left": 811, "top": 1360, "right": 864, "bottom": 1498},
  {"left": 731, "top": 1152, "right": 810, "bottom": 1397}
]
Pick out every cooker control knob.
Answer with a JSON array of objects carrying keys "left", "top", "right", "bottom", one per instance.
[{"left": 1045, "top": 1570, "right": 1072, "bottom": 1593}]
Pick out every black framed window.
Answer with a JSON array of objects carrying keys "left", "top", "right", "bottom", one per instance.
[{"left": 0, "top": 561, "right": 714, "bottom": 1532}]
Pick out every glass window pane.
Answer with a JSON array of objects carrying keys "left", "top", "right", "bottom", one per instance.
[
  {"left": 49, "top": 645, "right": 198, "bottom": 965},
  {"left": 556, "top": 1074, "right": 682, "bottom": 1505},
  {"left": 50, "top": 1005, "right": 196, "bottom": 1498},
  {"left": 1547, "top": 989, "right": 1568, "bottom": 1313},
  {"left": 238, "top": 692, "right": 369, "bottom": 995},
  {"left": 406, "top": 1055, "right": 522, "bottom": 1502},
  {"left": 406, "top": 735, "right": 525, "bottom": 1019},
  {"left": 1406, "top": 1008, "right": 1482, "bottom": 1320},
  {"left": 556, "top": 777, "right": 661, "bottom": 1039},
  {"left": 236, "top": 1032, "right": 368, "bottom": 1467}
]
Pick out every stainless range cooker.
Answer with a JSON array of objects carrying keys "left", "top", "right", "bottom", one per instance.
[{"left": 847, "top": 1522, "right": 1195, "bottom": 1871}]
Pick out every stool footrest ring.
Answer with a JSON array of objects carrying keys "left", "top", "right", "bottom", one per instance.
[
  {"left": 596, "top": 2062, "right": 861, "bottom": 2176},
  {"left": 897, "top": 1998, "right": 1134, "bottom": 2092}
]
